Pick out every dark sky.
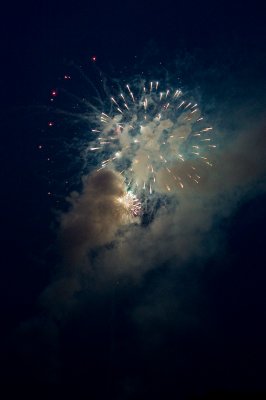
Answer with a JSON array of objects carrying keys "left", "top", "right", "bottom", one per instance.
[{"left": 1, "top": 1, "right": 266, "bottom": 399}]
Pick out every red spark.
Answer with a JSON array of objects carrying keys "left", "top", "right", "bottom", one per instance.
[
  {"left": 51, "top": 89, "right": 57, "bottom": 97},
  {"left": 48, "top": 122, "right": 54, "bottom": 127},
  {"left": 92, "top": 56, "right": 97, "bottom": 62}
]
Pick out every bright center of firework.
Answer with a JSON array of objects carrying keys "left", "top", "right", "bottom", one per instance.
[
  {"left": 117, "top": 191, "right": 141, "bottom": 218},
  {"left": 91, "top": 81, "right": 215, "bottom": 195}
]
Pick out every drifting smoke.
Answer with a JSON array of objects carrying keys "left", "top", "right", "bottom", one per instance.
[
  {"left": 40, "top": 169, "right": 141, "bottom": 316},
  {"left": 40, "top": 121, "right": 266, "bottom": 318},
  {"left": 59, "top": 169, "right": 139, "bottom": 267}
]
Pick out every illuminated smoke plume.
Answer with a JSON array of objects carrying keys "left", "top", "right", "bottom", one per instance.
[{"left": 59, "top": 169, "right": 140, "bottom": 267}]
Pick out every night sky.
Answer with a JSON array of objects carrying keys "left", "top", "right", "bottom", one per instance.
[{"left": 1, "top": 1, "right": 266, "bottom": 399}]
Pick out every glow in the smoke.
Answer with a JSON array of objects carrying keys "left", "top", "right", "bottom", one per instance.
[{"left": 117, "top": 190, "right": 142, "bottom": 218}]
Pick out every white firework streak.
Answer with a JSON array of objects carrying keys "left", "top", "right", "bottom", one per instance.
[{"left": 89, "top": 81, "right": 215, "bottom": 198}]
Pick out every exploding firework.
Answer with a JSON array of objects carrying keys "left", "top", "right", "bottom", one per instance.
[
  {"left": 88, "top": 80, "right": 215, "bottom": 197},
  {"left": 47, "top": 68, "right": 217, "bottom": 219},
  {"left": 117, "top": 190, "right": 142, "bottom": 218}
]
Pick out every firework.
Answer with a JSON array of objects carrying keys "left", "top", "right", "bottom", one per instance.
[
  {"left": 89, "top": 80, "right": 215, "bottom": 196},
  {"left": 117, "top": 191, "right": 142, "bottom": 218},
  {"left": 48, "top": 71, "right": 216, "bottom": 218}
]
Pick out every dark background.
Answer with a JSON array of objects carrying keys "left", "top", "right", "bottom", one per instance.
[{"left": 1, "top": 1, "right": 266, "bottom": 398}]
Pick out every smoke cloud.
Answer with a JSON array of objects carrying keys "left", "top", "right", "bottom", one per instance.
[{"left": 39, "top": 117, "right": 266, "bottom": 318}]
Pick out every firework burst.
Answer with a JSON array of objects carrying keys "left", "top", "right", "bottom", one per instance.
[
  {"left": 89, "top": 80, "right": 215, "bottom": 198},
  {"left": 117, "top": 190, "right": 142, "bottom": 218},
  {"left": 47, "top": 69, "right": 217, "bottom": 218}
]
